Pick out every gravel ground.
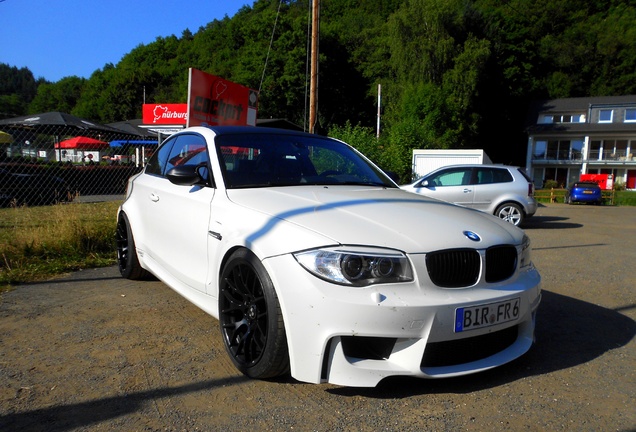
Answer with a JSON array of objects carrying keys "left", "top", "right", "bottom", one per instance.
[{"left": 0, "top": 203, "right": 634, "bottom": 432}]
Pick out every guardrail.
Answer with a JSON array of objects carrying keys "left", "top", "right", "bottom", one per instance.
[{"left": 534, "top": 188, "right": 615, "bottom": 205}]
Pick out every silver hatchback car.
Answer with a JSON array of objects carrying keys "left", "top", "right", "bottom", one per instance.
[{"left": 401, "top": 164, "right": 538, "bottom": 226}]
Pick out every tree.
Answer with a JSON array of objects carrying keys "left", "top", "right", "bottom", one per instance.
[
  {"left": 0, "top": 63, "right": 43, "bottom": 118},
  {"left": 29, "top": 76, "right": 85, "bottom": 114}
]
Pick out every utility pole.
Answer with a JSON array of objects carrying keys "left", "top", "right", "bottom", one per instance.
[
  {"left": 309, "top": 0, "right": 319, "bottom": 134},
  {"left": 376, "top": 84, "right": 381, "bottom": 138}
]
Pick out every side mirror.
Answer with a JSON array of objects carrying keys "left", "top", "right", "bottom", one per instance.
[
  {"left": 421, "top": 180, "right": 430, "bottom": 188},
  {"left": 166, "top": 165, "right": 210, "bottom": 186}
]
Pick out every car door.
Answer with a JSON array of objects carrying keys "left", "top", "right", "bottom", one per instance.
[
  {"left": 415, "top": 167, "right": 475, "bottom": 207},
  {"left": 136, "top": 132, "right": 215, "bottom": 292},
  {"left": 472, "top": 167, "right": 514, "bottom": 211}
]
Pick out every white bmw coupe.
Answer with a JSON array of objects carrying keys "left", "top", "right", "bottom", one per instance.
[{"left": 116, "top": 126, "right": 541, "bottom": 387}]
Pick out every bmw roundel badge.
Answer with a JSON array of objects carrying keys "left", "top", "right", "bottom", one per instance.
[{"left": 463, "top": 231, "right": 481, "bottom": 242}]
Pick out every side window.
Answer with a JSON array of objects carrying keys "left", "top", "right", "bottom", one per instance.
[
  {"left": 476, "top": 168, "right": 513, "bottom": 184},
  {"left": 144, "top": 134, "right": 210, "bottom": 179},
  {"left": 429, "top": 168, "right": 471, "bottom": 187},
  {"left": 166, "top": 134, "right": 208, "bottom": 169},
  {"left": 145, "top": 137, "right": 176, "bottom": 176}
]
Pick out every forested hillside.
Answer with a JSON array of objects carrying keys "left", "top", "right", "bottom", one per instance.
[{"left": 2, "top": 0, "right": 636, "bottom": 180}]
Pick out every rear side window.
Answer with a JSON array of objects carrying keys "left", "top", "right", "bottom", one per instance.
[{"left": 476, "top": 168, "right": 513, "bottom": 184}]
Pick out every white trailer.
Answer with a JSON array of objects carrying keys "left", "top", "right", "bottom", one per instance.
[{"left": 411, "top": 149, "right": 492, "bottom": 180}]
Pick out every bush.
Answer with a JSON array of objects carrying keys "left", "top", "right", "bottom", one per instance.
[{"left": 543, "top": 179, "right": 559, "bottom": 189}]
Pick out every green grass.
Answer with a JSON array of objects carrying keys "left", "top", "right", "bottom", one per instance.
[
  {"left": 616, "top": 190, "right": 636, "bottom": 206},
  {"left": 0, "top": 201, "right": 123, "bottom": 289}
]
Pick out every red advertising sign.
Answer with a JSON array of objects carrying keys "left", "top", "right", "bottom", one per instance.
[
  {"left": 142, "top": 104, "right": 188, "bottom": 125},
  {"left": 580, "top": 174, "right": 613, "bottom": 190},
  {"left": 187, "top": 68, "right": 258, "bottom": 127}
]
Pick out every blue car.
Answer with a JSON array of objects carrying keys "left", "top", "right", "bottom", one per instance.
[{"left": 565, "top": 181, "right": 603, "bottom": 205}]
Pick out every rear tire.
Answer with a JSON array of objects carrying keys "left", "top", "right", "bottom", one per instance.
[
  {"left": 495, "top": 202, "right": 524, "bottom": 226},
  {"left": 116, "top": 212, "right": 152, "bottom": 280},
  {"left": 219, "top": 248, "right": 290, "bottom": 379}
]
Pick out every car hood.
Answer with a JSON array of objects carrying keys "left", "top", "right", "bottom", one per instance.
[{"left": 226, "top": 186, "right": 523, "bottom": 253}]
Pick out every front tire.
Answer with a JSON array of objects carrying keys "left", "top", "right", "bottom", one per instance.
[
  {"left": 495, "top": 202, "right": 524, "bottom": 226},
  {"left": 219, "top": 248, "right": 289, "bottom": 379},
  {"left": 116, "top": 212, "right": 152, "bottom": 280}
]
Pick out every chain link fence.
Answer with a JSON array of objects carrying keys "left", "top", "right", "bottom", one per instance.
[{"left": 0, "top": 114, "right": 158, "bottom": 207}]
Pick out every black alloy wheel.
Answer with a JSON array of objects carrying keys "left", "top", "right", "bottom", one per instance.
[
  {"left": 116, "top": 212, "right": 151, "bottom": 280},
  {"left": 219, "top": 248, "right": 289, "bottom": 379}
]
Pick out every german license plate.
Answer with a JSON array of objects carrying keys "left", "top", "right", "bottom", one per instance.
[
  {"left": 583, "top": 190, "right": 593, "bottom": 194},
  {"left": 455, "top": 298, "right": 520, "bottom": 332}
]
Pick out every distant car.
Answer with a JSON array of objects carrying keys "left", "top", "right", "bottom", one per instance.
[
  {"left": 401, "top": 164, "right": 538, "bottom": 226},
  {"left": 116, "top": 126, "right": 542, "bottom": 387},
  {"left": 565, "top": 181, "right": 602, "bottom": 205},
  {"left": 0, "top": 167, "right": 68, "bottom": 207}
]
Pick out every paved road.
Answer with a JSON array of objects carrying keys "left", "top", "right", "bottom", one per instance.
[{"left": 0, "top": 204, "right": 634, "bottom": 431}]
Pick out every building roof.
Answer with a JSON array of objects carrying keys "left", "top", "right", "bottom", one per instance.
[
  {"left": 526, "top": 95, "right": 636, "bottom": 135},
  {"left": 527, "top": 121, "right": 636, "bottom": 137},
  {"left": 529, "top": 95, "right": 636, "bottom": 116}
]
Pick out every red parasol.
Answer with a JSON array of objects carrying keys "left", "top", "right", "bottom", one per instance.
[{"left": 56, "top": 136, "right": 110, "bottom": 150}]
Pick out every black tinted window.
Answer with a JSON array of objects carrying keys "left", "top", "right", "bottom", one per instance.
[
  {"left": 145, "top": 134, "right": 209, "bottom": 178},
  {"left": 476, "top": 168, "right": 513, "bottom": 184},
  {"left": 145, "top": 137, "right": 175, "bottom": 176},
  {"left": 216, "top": 133, "right": 395, "bottom": 189}
]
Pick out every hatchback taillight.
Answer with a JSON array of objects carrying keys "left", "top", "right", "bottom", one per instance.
[{"left": 528, "top": 183, "right": 534, "bottom": 197}]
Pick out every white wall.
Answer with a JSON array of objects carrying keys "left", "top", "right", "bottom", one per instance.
[{"left": 412, "top": 149, "right": 492, "bottom": 179}]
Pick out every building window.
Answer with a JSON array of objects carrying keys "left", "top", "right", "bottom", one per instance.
[
  {"left": 589, "top": 141, "right": 601, "bottom": 160},
  {"left": 571, "top": 140, "right": 584, "bottom": 160},
  {"left": 546, "top": 141, "right": 559, "bottom": 159},
  {"left": 540, "top": 114, "right": 585, "bottom": 124},
  {"left": 599, "top": 109, "right": 613, "bottom": 123},
  {"left": 625, "top": 109, "right": 636, "bottom": 122},
  {"left": 544, "top": 167, "right": 568, "bottom": 188},
  {"left": 604, "top": 140, "right": 629, "bottom": 160},
  {"left": 541, "top": 140, "right": 580, "bottom": 160},
  {"left": 533, "top": 141, "right": 547, "bottom": 159}
]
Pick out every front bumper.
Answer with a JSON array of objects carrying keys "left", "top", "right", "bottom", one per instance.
[{"left": 264, "top": 253, "right": 542, "bottom": 387}]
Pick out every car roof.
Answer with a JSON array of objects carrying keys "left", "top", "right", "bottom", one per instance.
[
  {"left": 427, "top": 164, "right": 520, "bottom": 170},
  {"left": 198, "top": 125, "right": 316, "bottom": 138}
]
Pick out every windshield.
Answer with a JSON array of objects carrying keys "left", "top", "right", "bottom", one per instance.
[{"left": 216, "top": 133, "right": 396, "bottom": 189}]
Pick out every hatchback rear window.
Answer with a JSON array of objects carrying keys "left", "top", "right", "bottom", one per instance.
[{"left": 574, "top": 182, "right": 600, "bottom": 188}]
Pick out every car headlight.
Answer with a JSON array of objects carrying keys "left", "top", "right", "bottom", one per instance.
[
  {"left": 294, "top": 247, "right": 413, "bottom": 287},
  {"left": 518, "top": 234, "right": 533, "bottom": 269}
]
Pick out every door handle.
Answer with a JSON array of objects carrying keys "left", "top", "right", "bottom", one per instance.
[
  {"left": 463, "top": 188, "right": 472, "bottom": 193},
  {"left": 150, "top": 192, "right": 160, "bottom": 202}
]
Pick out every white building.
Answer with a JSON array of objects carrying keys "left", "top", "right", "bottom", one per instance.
[{"left": 526, "top": 95, "right": 636, "bottom": 189}]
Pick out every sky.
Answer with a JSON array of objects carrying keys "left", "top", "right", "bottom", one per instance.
[{"left": 0, "top": 0, "right": 250, "bottom": 82}]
